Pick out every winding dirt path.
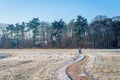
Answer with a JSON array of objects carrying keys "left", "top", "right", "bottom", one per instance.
[{"left": 66, "top": 55, "right": 92, "bottom": 80}]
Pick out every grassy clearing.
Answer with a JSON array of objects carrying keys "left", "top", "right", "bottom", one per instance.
[
  {"left": 0, "top": 49, "right": 77, "bottom": 80},
  {"left": 85, "top": 50, "right": 120, "bottom": 80},
  {"left": 0, "top": 49, "right": 120, "bottom": 80}
]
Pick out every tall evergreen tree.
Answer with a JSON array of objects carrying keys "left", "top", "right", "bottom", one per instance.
[
  {"left": 72, "top": 15, "right": 88, "bottom": 47},
  {"left": 51, "top": 19, "right": 65, "bottom": 47},
  {"left": 6, "top": 24, "right": 15, "bottom": 48},
  {"left": 27, "top": 18, "right": 40, "bottom": 47}
]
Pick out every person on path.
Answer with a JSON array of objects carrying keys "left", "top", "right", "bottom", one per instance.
[{"left": 78, "top": 47, "right": 81, "bottom": 54}]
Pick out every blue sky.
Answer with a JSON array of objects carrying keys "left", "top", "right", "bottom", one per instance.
[{"left": 0, "top": 0, "right": 120, "bottom": 24}]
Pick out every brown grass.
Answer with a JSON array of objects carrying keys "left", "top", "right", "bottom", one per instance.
[
  {"left": 0, "top": 49, "right": 120, "bottom": 80},
  {"left": 85, "top": 50, "right": 120, "bottom": 80},
  {"left": 0, "top": 49, "right": 77, "bottom": 80}
]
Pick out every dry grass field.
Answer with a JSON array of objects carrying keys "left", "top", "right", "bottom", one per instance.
[
  {"left": 0, "top": 49, "right": 120, "bottom": 80},
  {"left": 84, "top": 49, "right": 120, "bottom": 80},
  {"left": 0, "top": 49, "right": 77, "bottom": 80}
]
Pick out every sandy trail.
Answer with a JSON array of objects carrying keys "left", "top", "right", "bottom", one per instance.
[
  {"left": 66, "top": 55, "right": 92, "bottom": 80},
  {"left": 54, "top": 57, "right": 75, "bottom": 80},
  {"left": 55, "top": 55, "right": 85, "bottom": 80}
]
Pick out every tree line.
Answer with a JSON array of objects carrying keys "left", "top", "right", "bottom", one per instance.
[{"left": 0, "top": 15, "right": 120, "bottom": 49}]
